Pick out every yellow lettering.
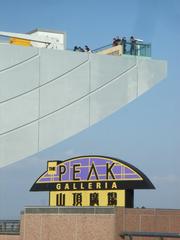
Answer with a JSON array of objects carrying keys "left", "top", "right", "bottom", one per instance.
[
  {"left": 73, "top": 183, "right": 77, "bottom": 190},
  {"left": 56, "top": 183, "right": 61, "bottom": 190},
  {"left": 105, "top": 182, "right": 108, "bottom": 189},
  {"left": 64, "top": 183, "right": 70, "bottom": 190},
  {"left": 112, "top": 182, "right": 117, "bottom": 189},
  {"left": 88, "top": 182, "right": 92, "bottom": 189},
  {"left": 80, "top": 182, "right": 85, "bottom": 190},
  {"left": 96, "top": 182, "right": 101, "bottom": 189}
]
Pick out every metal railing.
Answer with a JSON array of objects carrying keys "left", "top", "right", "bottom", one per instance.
[
  {"left": 92, "top": 41, "right": 151, "bottom": 57},
  {"left": 0, "top": 220, "right": 20, "bottom": 235},
  {"left": 120, "top": 231, "right": 180, "bottom": 240}
]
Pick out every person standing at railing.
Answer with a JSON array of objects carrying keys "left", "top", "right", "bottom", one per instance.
[
  {"left": 122, "top": 37, "right": 126, "bottom": 54},
  {"left": 130, "top": 36, "right": 136, "bottom": 55}
]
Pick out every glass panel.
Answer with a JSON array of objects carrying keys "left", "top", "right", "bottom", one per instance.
[{"left": 123, "top": 42, "right": 151, "bottom": 57}]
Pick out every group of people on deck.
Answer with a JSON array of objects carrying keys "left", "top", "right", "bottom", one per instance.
[
  {"left": 73, "top": 35, "right": 139, "bottom": 55},
  {"left": 112, "top": 36, "right": 138, "bottom": 55}
]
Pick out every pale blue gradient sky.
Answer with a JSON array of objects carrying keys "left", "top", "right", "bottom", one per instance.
[{"left": 0, "top": 0, "right": 180, "bottom": 219}]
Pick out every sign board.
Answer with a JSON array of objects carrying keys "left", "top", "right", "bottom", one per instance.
[{"left": 31, "top": 156, "right": 154, "bottom": 207}]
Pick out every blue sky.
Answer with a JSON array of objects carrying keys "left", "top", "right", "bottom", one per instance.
[{"left": 0, "top": 0, "right": 180, "bottom": 219}]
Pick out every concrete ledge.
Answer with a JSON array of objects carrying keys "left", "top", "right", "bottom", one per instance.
[{"left": 24, "top": 206, "right": 115, "bottom": 214}]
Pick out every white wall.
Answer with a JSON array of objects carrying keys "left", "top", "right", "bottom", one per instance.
[{"left": 0, "top": 45, "right": 167, "bottom": 167}]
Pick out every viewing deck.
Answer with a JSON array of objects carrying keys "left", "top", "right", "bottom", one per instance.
[
  {"left": 93, "top": 41, "right": 151, "bottom": 57},
  {"left": 0, "top": 37, "right": 151, "bottom": 58}
]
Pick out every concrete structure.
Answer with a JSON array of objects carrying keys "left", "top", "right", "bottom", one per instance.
[
  {"left": 0, "top": 207, "right": 180, "bottom": 240},
  {"left": 0, "top": 41, "right": 167, "bottom": 168},
  {"left": 0, "top": 29, "right": 66, "bottom": 50}
]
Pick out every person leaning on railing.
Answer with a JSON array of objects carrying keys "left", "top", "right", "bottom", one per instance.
[
  {"left": 85, "top": 45, "right": 91, "bottom": 52},
  {"left": 112, "top": 36, "right": 122, "bottom": 47}
]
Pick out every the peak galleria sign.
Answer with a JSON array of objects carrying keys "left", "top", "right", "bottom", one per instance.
[{"left": 31, "top": 156, "right": 154, "bottom": 207}]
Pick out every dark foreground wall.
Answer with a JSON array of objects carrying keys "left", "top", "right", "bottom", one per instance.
[{"left": 1, "top": 207, "right": 180, "bottom": 240}]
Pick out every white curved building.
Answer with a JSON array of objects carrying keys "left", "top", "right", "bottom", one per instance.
[{"left": 0, "top": 30, "right": 167, "bottom": 168}]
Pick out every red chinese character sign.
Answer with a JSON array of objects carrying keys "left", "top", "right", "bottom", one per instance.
[{"left": 30, "top": 156, "right": 155, "bottom": 207}]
